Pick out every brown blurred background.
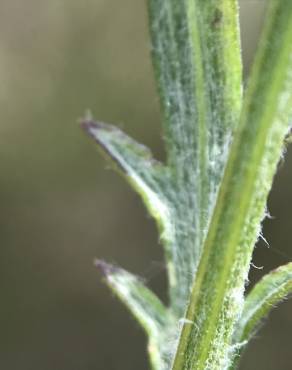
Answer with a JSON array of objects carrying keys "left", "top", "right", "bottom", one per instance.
[{"left": 0, "top": 1, "right": 291, "bottom": 369}]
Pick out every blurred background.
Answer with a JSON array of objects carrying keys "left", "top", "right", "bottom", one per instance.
[{"left": 0, "top": 1, "right": 291, "bottom": 369}]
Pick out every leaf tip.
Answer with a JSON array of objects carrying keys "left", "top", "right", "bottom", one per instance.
[
  {"left": 80, "top": 117, "right": 103, "bottom": 134},
  {"left": 94, "top": 259, "right": 119, "bottom": 277}
]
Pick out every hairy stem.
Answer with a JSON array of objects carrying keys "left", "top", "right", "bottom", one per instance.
[
  {"left": 172, "top": 1, "right": 292, "bottom": 369},
  {"left": 148, "top": 0, "right": 242, "bottom": 316}
]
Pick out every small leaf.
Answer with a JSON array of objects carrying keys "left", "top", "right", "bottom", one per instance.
[
  {"left": 81, "top": 119, "right": 167, "bottom": 192},
  {"left": 95, "top": 260, "right": 173, "bottom": 370},
  {"left": 81, "top": 119, "right": 173, "bottom": 240},
  {"left": 82, "top": 119, "right": 179, "bottom": 297},
  {"left": 231, "top": 262, "right": 292, "bottom": 365},
  {"left": 95, "top": 259, "right": 168, "bottom": 334},
  {"left": 229, "top": 263, "right": 292, "bottom": 369}
]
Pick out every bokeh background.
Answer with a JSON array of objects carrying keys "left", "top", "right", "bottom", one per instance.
[{"left": 0, "top": 1, "right": 291, "bottom": 369}]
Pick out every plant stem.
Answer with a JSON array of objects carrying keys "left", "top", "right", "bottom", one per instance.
[
  {"left": 171, "top": 1, "right": 292, "bottom": 368},
  {"left": 148, "top": 0, "right": 242, "bottom": 317}
]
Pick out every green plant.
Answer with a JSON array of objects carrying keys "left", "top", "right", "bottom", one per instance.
[{"left": 82, "top": 1, "right": 292, "bottom": 369}]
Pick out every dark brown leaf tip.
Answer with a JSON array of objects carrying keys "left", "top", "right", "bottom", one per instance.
[
  {"left": 80, "top": 115, "right": 115, "bottom": 134},
  {"left": 94, "top": 259, "right": 119, "bottom": 277},
  {"left": 80, "top": 118, "right": 99, "bottom": 133},
  {"left": 80, "top": 117, "right": 126, "bottom": 171}
]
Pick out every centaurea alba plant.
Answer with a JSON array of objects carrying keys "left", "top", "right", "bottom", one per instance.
[{"left": 82, "top": 1, "right": 292, "bottom": 369}]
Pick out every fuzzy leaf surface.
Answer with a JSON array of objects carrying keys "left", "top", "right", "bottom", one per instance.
[
  {"left": 172, "top": 1, "right": 292, "bottom": 369},
  {"left": 95, "top": 260, "right": 173, "bottom": 370},
  {"left": 230, "top": 263, "right": 292, "bottom": 369},
  {"left": 82, "top": 120, "right": 175, "bottom": 252},
  {"left": 148, "top": 0, "right": 242, "bottom": 314}
]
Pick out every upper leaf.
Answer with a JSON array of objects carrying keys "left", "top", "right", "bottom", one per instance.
[{"left": 81, "top": 119, "right": 179, "bottom": 297}]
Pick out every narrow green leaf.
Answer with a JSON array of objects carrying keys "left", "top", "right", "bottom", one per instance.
[
  {"left": 82, "top": 119, "right": 179, "bottom": 297},
  {"left": 172, "top": 1, "right": 292, "bottom": 369},
  {"left": 95, "top": 259, "right": 168, "bottom": 336},
  {"left": 230, "top": 263, "right": 292, "bottom": 368},
  {"left": 95, "top": 260, "right": 173, "bottom": 370},
  {"left": 81, "top": 120, "right": 169, "bottom": 207},
  {"left": 148, "top": 0, "right": 242, "bottom": 314},
  {"left": 237, "top": 262, "right": 292, "bottom": 342}
]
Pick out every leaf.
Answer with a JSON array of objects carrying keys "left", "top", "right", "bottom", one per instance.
[
  {"left": 230, "top": 263, "right": 292, "bottom": 368},
  {"left": 81, "top": 119, "right": 179, "bottom": 297},
  {"left": 171, "top": 1, "right": 292, "bottom": 369},
  {"left": 81, "top": 120, "right": 169, "bottom": 215},
  {"left": 148, "top": 0, "right": 243, "bottom": 314},
  {"left": 95, "top": 260, "right": 173, "bottom": 370}
]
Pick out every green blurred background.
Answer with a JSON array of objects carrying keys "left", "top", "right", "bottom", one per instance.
[{"left": 0, "top": 1, "right": 291, "bottom": 369}]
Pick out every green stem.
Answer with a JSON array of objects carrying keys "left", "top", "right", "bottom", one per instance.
[
  {"left": 148, "top": 0, "right": 242, "bottom": 316},
  {"left": 171, "top": 1, "right": 292, "bottom": 369}
]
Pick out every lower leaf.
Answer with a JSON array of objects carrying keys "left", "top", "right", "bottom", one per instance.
[
  {"left": 230, "top": 262, "right": 292, "bottom": 369},
  {"left": 95, "top": 260, "right": 174, "bottom": 370}
]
